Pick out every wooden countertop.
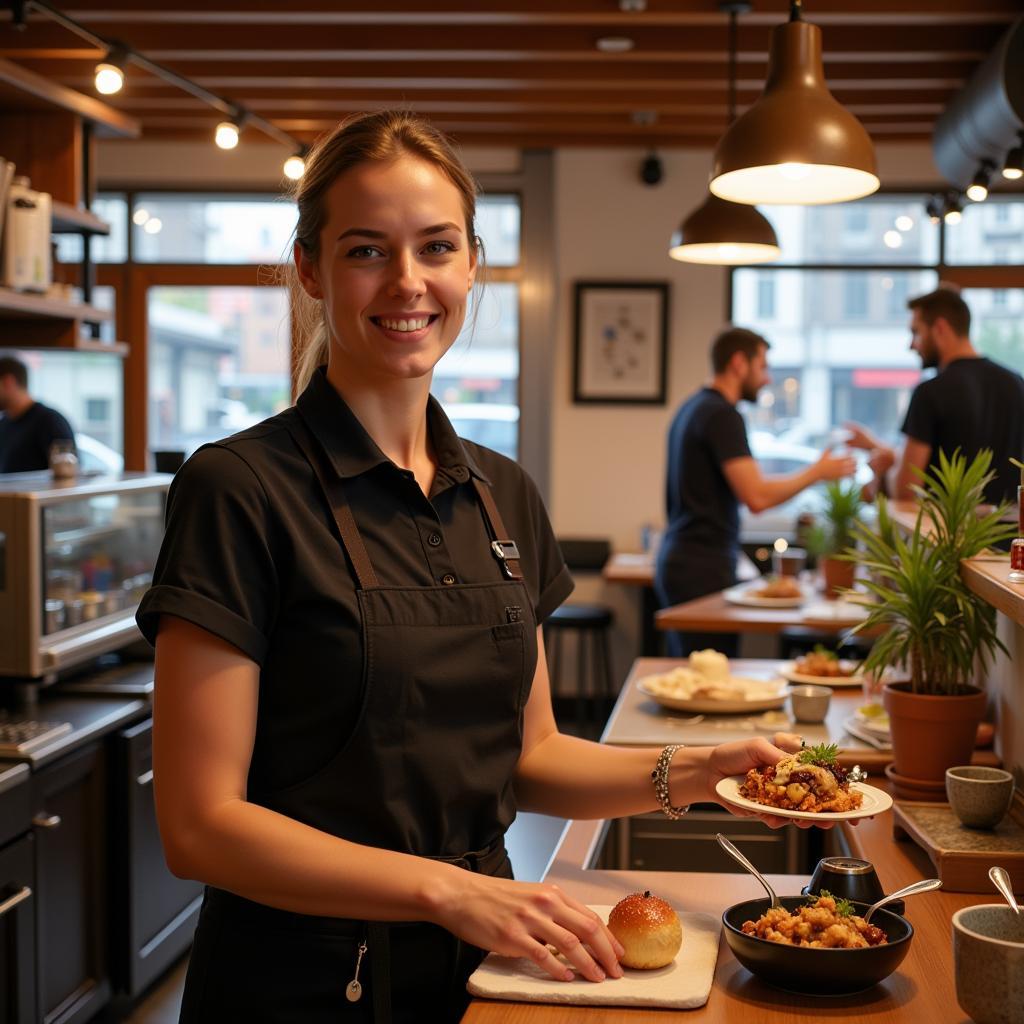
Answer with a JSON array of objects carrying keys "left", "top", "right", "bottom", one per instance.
[
  {"left": 602, "top": 552, "right": 656, "bottom": 587},
  {"left": 462, "top": 783, "right": 1003, "bottom": 1024}
]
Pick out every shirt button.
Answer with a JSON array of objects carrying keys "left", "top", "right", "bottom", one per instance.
[
  {"left": 428, "top": 532, "right": 442, "bottom": 547},
  {"left": 453, "top": 467, "right": 469, "bottom": 481},
  {"left": 441, "top": 573, "right": 456, "bottom": 585}
]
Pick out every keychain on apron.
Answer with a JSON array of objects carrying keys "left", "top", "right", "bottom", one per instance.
[{"left": 346, "top": 940, "right": 368, "bottom": 1002}]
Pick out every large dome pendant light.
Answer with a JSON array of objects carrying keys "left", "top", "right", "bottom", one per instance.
[
  {"left": 709, "top": 0, "right": 879, "bottom": 205},
  {"left": 669, "top": 2, "right": 781, "bottom": 265}
]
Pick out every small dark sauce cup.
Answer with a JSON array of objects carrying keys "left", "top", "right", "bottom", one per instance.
[{"left": 801, "top": 857, "right": 905, "bottom": 916}]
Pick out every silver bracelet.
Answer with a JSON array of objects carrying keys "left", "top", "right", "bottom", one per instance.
[{"left": 651, "top": 743, "right": 689, "bottom": 820}]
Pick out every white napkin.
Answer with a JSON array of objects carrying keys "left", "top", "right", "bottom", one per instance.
[{"left": 467, "top": 908, "right": 720, "bottom": 1009}]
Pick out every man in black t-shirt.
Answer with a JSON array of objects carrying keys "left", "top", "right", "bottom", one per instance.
[
  {"left": 0, "top": 356, "right": 76, "bottom": 473},
  {"left": 656, "top": 327, "right": 855, "bottom": 657},
  {"left": 846, "top": 287, "right": 1024, "bottom": 505}
]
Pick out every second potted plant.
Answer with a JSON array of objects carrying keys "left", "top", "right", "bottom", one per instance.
[{"left": 807, "top": 480, "right": 863, "bottom": 598}]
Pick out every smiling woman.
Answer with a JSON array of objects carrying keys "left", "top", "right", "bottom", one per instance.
[{"left": 138, "top": 110, "right": 819, "bottom": 1024}]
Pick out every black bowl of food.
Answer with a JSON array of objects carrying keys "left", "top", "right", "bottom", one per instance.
[{"left": 722, "top": 894, "right": 913, "bottom": 995}]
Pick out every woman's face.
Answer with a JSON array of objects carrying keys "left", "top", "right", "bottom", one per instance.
[{"left": 298, "top": 155, "right": 476, "bottom": 384}]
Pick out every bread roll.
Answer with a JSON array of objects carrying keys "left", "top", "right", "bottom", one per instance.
[{"left": 607, "top": 890, "right": 682, "bottom": 969}]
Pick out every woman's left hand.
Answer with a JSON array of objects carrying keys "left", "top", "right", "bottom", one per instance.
[{"left": 705, "top": 732, "right": 831, "bottom": 830}]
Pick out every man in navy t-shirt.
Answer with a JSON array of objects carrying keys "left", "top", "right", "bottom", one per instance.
[
  {"left": 846, "top": 287, "right": 1024, "bottom": 505},
  {"left": 655, "top": 327, "right": 855, "bottom": 657},
  {"left": 0, "top": 356, "right": 76, "bottom": 473}
]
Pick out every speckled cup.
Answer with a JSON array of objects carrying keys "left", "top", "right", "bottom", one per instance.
[
  {"left": 952, "top": 905, "right": 1024, "bottom": 1024},
  {"left": 788, "top": 684, "right": 831, "bottom": 723},
  {"left": 945, "top": 766, "right": 1015, "bottom": 829}
]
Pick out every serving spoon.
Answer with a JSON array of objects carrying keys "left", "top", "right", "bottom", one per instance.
[
  {"left": 988, "top": 865, "right": 1021, "bottom": 915},
  {"left": 716, "top": 833, "right": 781, "bottom": 909},
  {"left": 863, "top": 877, "right": 942, "bottom": 924}
]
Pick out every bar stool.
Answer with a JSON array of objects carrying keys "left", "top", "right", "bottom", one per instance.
[{"left": 545, "top": 538, "right": 615, "bottom": 737}]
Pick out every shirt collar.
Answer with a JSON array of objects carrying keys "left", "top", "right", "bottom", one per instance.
[{"left": 295, "top": 366, "right": 490, "bottom": 484}]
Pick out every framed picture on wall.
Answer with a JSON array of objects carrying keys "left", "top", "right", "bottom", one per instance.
[{"left": 572, "top": 281, "right": 669, "bottom": 404}]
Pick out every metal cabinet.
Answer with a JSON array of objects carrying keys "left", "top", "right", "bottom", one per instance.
[
  {"left": 0, "top": 763, "right": 35, "bottom": 1024},
  {"left": 32, "top": 743, "right": 111, "bottom": 1024},
  {"left": 111, "top": 718, "right": 202, "bottom": 998}
]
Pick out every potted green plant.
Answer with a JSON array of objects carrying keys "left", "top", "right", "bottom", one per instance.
[
  {"left": 846, "top": 450, "right": 1015, "bottom": 790},
  {"left": 806, "top": 480, "right": 863, "bottom": 597}
]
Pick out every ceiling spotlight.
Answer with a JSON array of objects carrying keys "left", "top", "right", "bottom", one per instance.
[
  {"left": 944, "top": 194, "right": 963, "bottom": 226},
  {"left": 895, "top": 214, "right": 914, "bottom": 232},
  {"left": 94, "top": 45, "right": 128, "bottom": 95},
  {"left": 641, "top": 152, "right": 664, "bottom": 186},
  {"left": 966, "top": 161, "right": 993, "bottom": 203},
  {"left": 283, "top": 150, "right": 307, "bottom": 180},
  {"left": 143, "top": 216, "right": 163, "bottom": 235},
  {"left": 883, "top": 229, "right": 903, "bottom": 249},
  {"left": 215, "top": 119, "right": 241, "bottom": 150},
  {"left": 596, "top": 36, "right": 635, "bottom": 53},
  {"left": 132, "top": 207, "right": 150, "bottom": 226},
  {"left": 1002, "top": 136, "right": 1023, "bottom": 181},
  {"left": 925, "top": 196, "right": 943, "bottom": 225}
]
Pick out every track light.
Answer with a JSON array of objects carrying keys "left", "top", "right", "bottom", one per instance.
[
  {"left": 944, "top": 194, "right": 963, "bottom": 226},
  {"left": 966, "top": 161, "right": 993, "bottom": 203},
  {"left": 925, "top": 196, "right": 943, "bottom": 225},
  {"left": 1003, "top": 136, "right": 1023, "bottom": 181},
  {"left": 94, "top": 45, "right": 127, "bottom": 95},
  {"left": 215, "top": 118, "right": 241, "bottom": 150},
  {"left": 283, "top": 148, "right": 307, "bottom": 180}
]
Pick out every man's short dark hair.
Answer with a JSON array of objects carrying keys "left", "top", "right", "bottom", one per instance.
[
  {"left": 0, "top": 356, "right": 28, "bottom": 389},
  {"left": 710, "top": 326, "right": 770, "bottom": 375},
  {"left": 907, "top": 287, "right": 971, "bottom": 337}
]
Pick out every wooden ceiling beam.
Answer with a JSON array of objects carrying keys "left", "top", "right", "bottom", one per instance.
[
  {"left": 0, "top": 19, "right": 1007, "bottom": 56},
  {"left": 47, "top": 0, "right": 1024, "bottom": 26}
]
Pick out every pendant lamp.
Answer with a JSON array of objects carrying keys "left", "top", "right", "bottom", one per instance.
[
  {"left": 669, "top": 3, "right": 781, "bottom": 265},
  {"left": 710, "top": 0, "right": 879, "bottom": 205}
]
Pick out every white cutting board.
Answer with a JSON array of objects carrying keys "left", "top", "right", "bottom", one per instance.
[{"left": 467, "top": 907, "right": 720, "bottom": 1009}]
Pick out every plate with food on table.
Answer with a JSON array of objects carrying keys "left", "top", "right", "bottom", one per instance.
[
  {"left": 780, "top": 646, "right": 865, "bottom": 688},
  {"left": 723, "top": 575, "right": 808, "bottom": 608},
  {"left": 637, "top": 650, "right": 789, "bottom": 713},
  {"left": 714, "top": 743, "right": 892, "bottom": 821}
]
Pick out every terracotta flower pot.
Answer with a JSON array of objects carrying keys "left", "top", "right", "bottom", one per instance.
[
  {"left": 883, "top": 682, "right": 987, "bottom": 789},
  {"left": 820, "top": 556, "right": 855, "bottom": 598}
]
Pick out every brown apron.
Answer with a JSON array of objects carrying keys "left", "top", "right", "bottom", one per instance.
[{"left": 178, "top": 410, "right": 538, "bottom": 1023}]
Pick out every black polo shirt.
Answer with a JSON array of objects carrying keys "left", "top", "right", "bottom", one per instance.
[
  {"left": 137, "top": 368, "right": 572, "bottom": 794},
  {"left": 0, "top": 401, "right": 75, "bottom": 473}
]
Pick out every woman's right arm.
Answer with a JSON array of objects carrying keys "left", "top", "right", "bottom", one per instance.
[{"left": 153, "top": 614, "right": 622, "bottom": 982}]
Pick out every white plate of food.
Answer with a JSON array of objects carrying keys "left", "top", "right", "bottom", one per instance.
[
  {"left": 638, "top": 675, "right": 789, "bottom": 714},
  {"left": 715, "top": 777, "right": 891, "bottom": 821},
  {"left": 723, "top": 578, "right": 807, "bottom": 608},
  {"left": 779, "top": 649, "right": 865, "bottom": 688}
]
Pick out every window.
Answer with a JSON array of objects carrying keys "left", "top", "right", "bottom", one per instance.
[
  {"left": 756, "top": 275, "right": 775, "bottom": 319},
  {"left": 53, "top": 194, "right": 129, "bottom": 264},
  {"left": 843, "top": 276, "right": 869, "bottom": 318},
  {"left": 947, "top": 199, "right": 1024, "bottom": 265},
  {"left": 85, "top": 397, "right": 110, "bottom": 422}
]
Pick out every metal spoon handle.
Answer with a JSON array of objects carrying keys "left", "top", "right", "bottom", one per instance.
[
  {"left": 989, "top": 866, "right": 1021, "bottom": 915},
  {"left": 864, "top": 877, "right": 942, "bottom": 923},
  {"left": 716, "top": 833, "right": 780, "bottom": 909}
]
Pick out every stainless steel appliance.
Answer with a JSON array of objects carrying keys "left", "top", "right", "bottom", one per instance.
[{"left": 0, "top": 473, "right": 170, "bottom": 680}]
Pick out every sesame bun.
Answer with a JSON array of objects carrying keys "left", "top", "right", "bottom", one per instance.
[{"left": 607, "top": 890, "right": 682, "bottom": 969}]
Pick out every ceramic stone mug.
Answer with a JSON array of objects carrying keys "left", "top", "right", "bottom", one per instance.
[
  {"left": 952, "top": 904, "right": 1024, "bottom": 1024},
  {"left": 945, "top": 766, "right": 1015, "bottom": 829},
  {"left": 788, "top": 684, "right": 831, "bottom": 724}
]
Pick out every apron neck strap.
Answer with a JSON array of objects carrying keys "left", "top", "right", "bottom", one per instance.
[
  {"left": 287, "top": 414, "right": 380, "bottom": 590},
  {"left": 472, "top": 477, "right": 524, "bottom": 581}
]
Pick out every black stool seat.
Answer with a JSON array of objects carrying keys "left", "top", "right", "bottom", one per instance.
[{"left": 547, "top": 604, "right": 613, "bottom": 629}]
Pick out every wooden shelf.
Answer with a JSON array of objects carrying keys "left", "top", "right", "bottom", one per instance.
[
  {"left": 0, "top": 58, "right": 139, "bottom": 139},
  {"left": 962, "top": 557, "right": 1024, "bottom": 628},
  {"left": 72, "top": 339, "right": 128, "bottom": 356},
  {"left": 50, "top": 201, "right": 110, "bottom": 236},
  {"left": 0, "top": 288, "right": 112, "bottom": 323}
]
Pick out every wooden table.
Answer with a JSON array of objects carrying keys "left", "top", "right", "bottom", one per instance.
[
  {"left": 655, "top": 589, "right": 872, "bottom": 636},
  {"left": 602, "top": 553, "right": 660, "bottom": 656},
  {"left": 462, "top": 779, "right": 1000, "bottom": 1023},
  {"left": 601, "top": 657, "right": 890, "bottom": 768}
]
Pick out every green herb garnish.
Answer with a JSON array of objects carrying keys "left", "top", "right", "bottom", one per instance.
[
  {"left": 812, "top": 644, "right": 838, "bottom": 660},
  {"left": 807, "top": 890, "right": 855, "bottom": 917},
  {"left": 798, "top": 742, "right": 839, "bottom": 765}
]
